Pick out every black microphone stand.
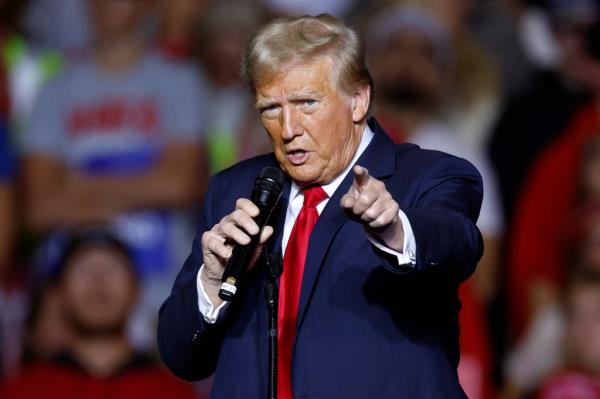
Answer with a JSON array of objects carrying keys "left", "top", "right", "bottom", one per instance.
[{"left": 264, "top": 251, "right": 283, "bottom": 399}]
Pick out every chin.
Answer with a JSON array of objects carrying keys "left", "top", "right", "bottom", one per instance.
[{"left": 286, "top": 168, "right": 320, "bottom": 186}]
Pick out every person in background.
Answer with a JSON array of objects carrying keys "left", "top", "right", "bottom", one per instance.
[
  {"left": 158, "top": 0, "right": 208, "bottom": 59},
  {"left": 505, "top": 137, "right": 600, "bottom": 398},
  {"left": 21, "top": 0, "right": 208, "bottom": 350},
  {"left": 535, "top": 269, "right": 600, "bottom": 399},
  {"left": 428, "top": 0, "right": 502, "bottom": 152},
  {"left": 507, "top": 105, "right": 600, "bottom": 337},
  {"left": 489, "top": 0, "right": 597, "bottom": 220},
  {"left": 0, "top": 228, "right": 198, "bottom": 399},
  {"left": 367, "top": 4, "right": 503, "bottom": 398},
  {"left": 192, "top": 0, "right": 271, "bottom": 173},
  {"left": 468, "top": 0, "right": 534, "bottom": 101},
  {"left": 0, "top": 0, "right": 64, "bottom": 381},
  {"left": 1, "top": 0, "right": 62, "bottom": 142},
  {"left": 19, "top": 281, "right": 71, "bottom": 366}
]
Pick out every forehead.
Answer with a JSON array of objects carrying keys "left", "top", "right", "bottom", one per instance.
[
  {"left": 63, "top": 245, "right": 131, "bottom": 276},
  {"left": 255, "top": 57, "right": 339, "bottom": 100}
]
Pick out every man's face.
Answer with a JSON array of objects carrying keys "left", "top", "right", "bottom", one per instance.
[
  {"left": 255, "top": 57, "right": 368, "bottom": 186},
  {"left": 88, "top": 0, "right": 146, "bottom": 41},
  {"left": 203, "top": 30, "right": 248, "bottom": 86},
  {"left": 370, "top": 30, "right": 443, "bottom": 109},
  {"left": 61, "top": 246, "right": 137, "bottom": 336}
]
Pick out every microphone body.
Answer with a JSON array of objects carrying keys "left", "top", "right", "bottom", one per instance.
[{"left": 219, "top": 167, "right": 286, "bottom": 301}]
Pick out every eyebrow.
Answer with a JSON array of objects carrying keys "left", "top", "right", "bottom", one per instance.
[
  {"left": 255, "top": 90, "right": 324, "bottom": 109},
  {"left": 288, "top": 90, "right": 323, "bottom": 101}
]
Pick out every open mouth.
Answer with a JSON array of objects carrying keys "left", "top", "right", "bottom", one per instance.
[{"left": 286, "top": 150, "right": 309, "bottom": 165}]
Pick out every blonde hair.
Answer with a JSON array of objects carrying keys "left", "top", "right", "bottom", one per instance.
[{"left": 242, "top": 14, "right": 374, "bottom": 104}]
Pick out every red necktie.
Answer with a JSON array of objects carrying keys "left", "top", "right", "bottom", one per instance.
[{"left": 278, "top": 186, "right": 328, "bottom": 399}]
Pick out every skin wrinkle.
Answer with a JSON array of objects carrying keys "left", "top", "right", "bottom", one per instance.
[
  {"left": 256, "top": 57, "right": 366, "bottom": 186},
  {"left": 254, "top": 51, "right": 354, "bottom": 101}
]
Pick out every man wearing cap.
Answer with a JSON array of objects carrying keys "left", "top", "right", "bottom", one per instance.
[{"left": 158, "top": 14, "right": 484, "bottom": 399}]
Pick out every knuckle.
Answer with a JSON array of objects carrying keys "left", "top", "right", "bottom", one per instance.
[
  {"left": 359, "top": 193, "right": 372, "bottom": 204},
  {"left": 206, "top": 237, "right": 218, "bottom": 252},
  {"left": 221, "top": 223, "right": 235, "bottom": 237}
]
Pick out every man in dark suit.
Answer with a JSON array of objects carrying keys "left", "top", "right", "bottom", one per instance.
[{"left": 158, "top": 14, "right": 483, "bottom": 398}]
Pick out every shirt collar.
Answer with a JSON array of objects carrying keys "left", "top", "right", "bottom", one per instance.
[{"left": 288, "top": 124, "right": 375, "bottom": 202}]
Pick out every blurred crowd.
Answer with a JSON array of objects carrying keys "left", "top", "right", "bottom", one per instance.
[{"left": 0, "top": 0, "right": 599, "bottom": 398}]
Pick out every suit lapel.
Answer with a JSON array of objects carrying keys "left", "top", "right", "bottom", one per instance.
[{"left": 295, "top": 118, "right": 397, "bottom": 329}]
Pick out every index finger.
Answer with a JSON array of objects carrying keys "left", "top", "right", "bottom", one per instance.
[
  {"left": 353, "top": 165, "right": 370, "bottom": 188},
  {"left": 235, "top": 198, "right": 260, "bottom": 218}
]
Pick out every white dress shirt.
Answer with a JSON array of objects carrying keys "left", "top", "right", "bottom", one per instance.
[{"left": 197, "top": 125, "right": 417, "bottom": 323}]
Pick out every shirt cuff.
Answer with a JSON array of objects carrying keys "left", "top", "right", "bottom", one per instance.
[
  {"left": 367, "top": 209, "right": 417, "bottom": 267},
  {"left": 197, "top": 265, "right": 229, "bottom": 324}
]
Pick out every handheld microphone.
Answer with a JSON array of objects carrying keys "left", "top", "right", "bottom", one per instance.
[{"left": 219, "top": 166, "right": 286, "bottom": 301}]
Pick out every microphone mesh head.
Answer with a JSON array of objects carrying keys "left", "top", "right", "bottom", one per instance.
[
  {"left": 260, "top": 166, "right": 286, "bottom": 185},
  {"left": 253, "top": 166, "right": 286, "bottom": 205}
]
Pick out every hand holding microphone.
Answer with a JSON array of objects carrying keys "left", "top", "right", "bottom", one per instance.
[{"left": 201, "top": 167, "right": 285, "bottom": 306}]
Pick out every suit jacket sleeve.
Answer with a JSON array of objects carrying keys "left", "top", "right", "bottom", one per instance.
[
  {"left": 385, "top": 153, "right": 484, "bottom": 283},
  {"left": 157, "top": 173, "right": 226, "bottom": 381}
]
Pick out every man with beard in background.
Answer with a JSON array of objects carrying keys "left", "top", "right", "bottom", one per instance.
[{"left": 367, "top": 4, "right": 503, "bottom": 398}]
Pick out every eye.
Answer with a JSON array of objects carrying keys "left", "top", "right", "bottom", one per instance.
[
  {"left": 260, "top": 104, "right": 280, "bottom": 119},
  {"left": 299, "top": 98, "right": 318, "bottom": 112}
]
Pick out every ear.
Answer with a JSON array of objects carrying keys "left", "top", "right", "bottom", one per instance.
[{"left": 351, "top": 84, "right": 370, "bottom": 123}]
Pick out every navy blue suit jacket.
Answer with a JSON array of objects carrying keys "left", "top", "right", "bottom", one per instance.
[{"left": 158, "top": 119, "right": 484, "bottom": 398}]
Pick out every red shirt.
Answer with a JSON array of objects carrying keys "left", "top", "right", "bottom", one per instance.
[
  {"left": 0, "top": 353, "right": 199, "bottom": 399},
  {"left": 508, "top": 103, "right": 600, "bottom": 336}
]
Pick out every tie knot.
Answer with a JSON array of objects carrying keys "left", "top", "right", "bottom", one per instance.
[{"left": 302, "top": 186, "right": 328, "bottom": 208}]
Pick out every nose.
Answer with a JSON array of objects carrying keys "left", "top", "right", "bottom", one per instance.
[{"left": 281, "top": 105, "right": 302, "bottom": 141}]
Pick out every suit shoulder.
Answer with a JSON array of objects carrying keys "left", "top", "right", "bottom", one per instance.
[
  {"left": 215, "top": 153, "right": 278, "bottom": 183},
  {"left": 395, "top": 143, "right": 482, "bottom": 179}
]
